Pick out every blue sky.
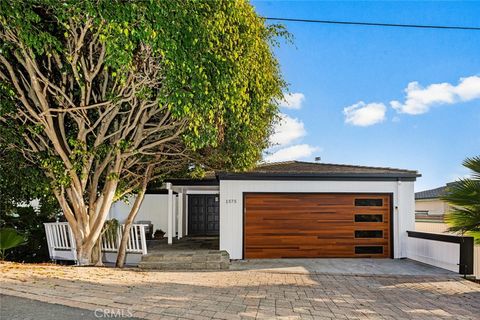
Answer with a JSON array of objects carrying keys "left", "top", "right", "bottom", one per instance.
[{"left": 252, "top": 1, "right": 480, "bottom": 191}]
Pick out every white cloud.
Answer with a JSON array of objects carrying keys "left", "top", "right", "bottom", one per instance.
[
  {"left": 264, "top": 144, "right": 320, "bottom": 162},
  {"left": 270, "top": 113, "right": 306, "bottom": 146},
  {"left": 391, "top": 75, "right": 480, "bottom": 115},
  {"left": 343, "top": 101, "right": 386, "bottom": 126},
  {"left": 266, "top": 94, "right": 320, "bottom": 162},
  {"left": 277, "top": 92, "right": 305, "bottom": 109},
  {"left": 266, "top": 112, "right": 321, "bottom": 163}
]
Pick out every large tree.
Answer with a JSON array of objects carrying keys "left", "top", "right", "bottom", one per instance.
[{"left": 0, "top": 0, "right": 284, "bottom": 265}]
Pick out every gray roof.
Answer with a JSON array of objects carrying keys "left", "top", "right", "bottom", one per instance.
[
  {"left": 219, "top": 161, "right": 420, "bottom": 181},
  {"left": 415, "top": 186, "right": 447, "bottom": 200},
  {"left": 415, "top": 182, "right": 457, "bottom": 200}
]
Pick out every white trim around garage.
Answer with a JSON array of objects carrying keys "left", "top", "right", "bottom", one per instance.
[{"left": 219, "top": 179, "right": 415, "bottom": 260}]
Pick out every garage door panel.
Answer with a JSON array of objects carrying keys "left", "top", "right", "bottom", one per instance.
[
  {"left": 246, "top": 221, "right": 355, "bottom": 230},
  {"left": 246, "top": 237, "right": 388, "bottom": 248},
  {"left": 352, "top": 238, "right": 389, "bottom": 245},
  {"left": 247, "top": 195, "right": 352, "bottom": 204},
  {"left": 354, "top": 209, "right": 389, "bottom": 215},
  {"left": 247, "top": 248, "right": 357, "bottom": 259},
  {"left": 246, "top": 215, "right": 353, "bottom": 222},
  {"left": 246, "top": 235, "right": 357, "bottom": 246},
  {"left": 246, "top": 225, "right": 356, "bottom": 234},
  {"left": 247, "top": 212, "right": 355, "bottom": 220},
  {"left": 248, "top": 209, "right": 353, "bottom": 215},
  {"left": 244, "top": 193, "right": 391, "bottom": 259}
]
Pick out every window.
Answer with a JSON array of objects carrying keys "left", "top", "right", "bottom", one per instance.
[
  {"left": 355, "top": 230, "right": 383, "bottom": 238},
  {"left": 415, "top": 210, "right": 429, "bottom": 216},
  {"left": 355, "top": 198, "right": 383, "bottom": 206},
  {"left": 355, "top": 214, "right": 383, "bottom": 222},
  {"left": 355, "top": 246, "right": 383, "bottom": 254}
]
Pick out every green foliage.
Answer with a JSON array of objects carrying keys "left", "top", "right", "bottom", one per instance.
[
  {"left": 1, "top": 0, "right": 285, "bottom": 264},
  {"left": 0, "top": 145, "right": 58, "bottom": 262},
  {"left": 0, "top": 127, "right": 57, "bottom": 216},
  {"left": 0, "top": 228, "right": 27, "bottom": 259},
  {"left": 0, "top": 206, "right": 57, "bottom": 262},
  {"left": 102, "top": 218, "right": 120, "bottom": 244},
  {"left": 442, "top": 156, "right": 480, "bottom": 243},
  {"left": 0, "top": 0, "right": 285, "bottom": 173},
  {"left": 0, "top": 87, "right": 59, "bottom": 261}
]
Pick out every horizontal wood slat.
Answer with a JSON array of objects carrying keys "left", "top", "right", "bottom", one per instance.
[{"left": 244, "top": 193, "right": 391, "bottom": 259}]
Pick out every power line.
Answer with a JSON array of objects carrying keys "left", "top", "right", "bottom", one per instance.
[{"left": 263, "top": 17, "right": 480, "bottom": 31}]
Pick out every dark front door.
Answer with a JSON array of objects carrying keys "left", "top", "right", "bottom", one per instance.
[{"left": 188, "top": 195, "right": 219, "bottom": 235}]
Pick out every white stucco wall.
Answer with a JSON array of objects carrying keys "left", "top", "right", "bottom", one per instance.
[
  {"left": 109, "top": 194, "right": 171, "bottom": 234},
  {"left": 108, "top": 188, "right": 219, "bottom": 237},
  {"left": 415, "top": 199, "right": 449, "bottom": 215},
  {"left": 219, "top": 179, "right": 415, "bottom": 259}
]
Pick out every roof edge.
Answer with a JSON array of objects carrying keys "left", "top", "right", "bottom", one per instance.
[
  {"left": 257, "top": 160, "right": 419, "bottom": 174},
  {"left": 415, "top": 196, "right": 442, "bottom": 200},
  {"left": 218, "top": 172, "right": 420, "bottom": 181},
  {"left": 164, "top": 178, "right": 219, "bottom": 186}
]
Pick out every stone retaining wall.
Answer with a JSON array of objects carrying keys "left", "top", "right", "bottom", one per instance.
[{"left": 139, "top": 250, "right": 230, "bottom": 270}]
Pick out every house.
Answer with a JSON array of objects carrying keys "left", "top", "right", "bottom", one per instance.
[
  {"left": 415, "top": 182, "right": 456, "bottom": 217},
  {"left": 414, "top": 182, "right": 455, "bottom": 233},
  {"left": 109, "top": 161, "right": 420, "bottom": 260}
]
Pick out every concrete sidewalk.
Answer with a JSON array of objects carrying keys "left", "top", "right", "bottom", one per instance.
[{"left": 231, "top": 258, "right": 456, "bottom": 276}]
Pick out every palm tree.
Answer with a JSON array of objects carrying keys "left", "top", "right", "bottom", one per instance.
[{"left": 441, "top": 156, "right": 480, "bottom": 243}]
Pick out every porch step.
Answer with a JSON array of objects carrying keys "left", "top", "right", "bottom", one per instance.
[{"left": 139, "top": 250, "right": 230, "bottom": 270}]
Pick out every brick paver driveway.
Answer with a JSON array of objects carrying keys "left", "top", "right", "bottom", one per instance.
[{"left": 0, "top": 261, "right": 478, "bottom": 320}]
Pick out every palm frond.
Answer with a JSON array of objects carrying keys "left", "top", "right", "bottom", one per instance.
[
  {"left": 441, "top": 179, "right": 480, "bottom": 207},
  {"left": 442, "top": 155, "right": 480, "bottom": 244},
  {"left": 463, "top": 156, "right": 480, "bottom": 180},
  {"left": 467, "top": 231, "right": 480, "bottom": 244},
  {"left": 445, "top": 208, "right": 480, "bottom": 232}
]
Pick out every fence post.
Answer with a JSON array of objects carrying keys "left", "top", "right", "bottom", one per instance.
[
  {"left": 43, "top": 223, "right": 53, "bottom": 259},
  {"left": 66, "top": 224, "right": 77, "bottom": 264},
  {"left": 115, "top": 225, "right": 121, "bottom": 252},
  {"left": 140, "top": 225, "right": 148, "bottom": 255}
]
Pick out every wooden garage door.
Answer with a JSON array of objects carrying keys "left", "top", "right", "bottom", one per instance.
[{"left": 244, "top": 193, "right": 391, "bottom": 259}]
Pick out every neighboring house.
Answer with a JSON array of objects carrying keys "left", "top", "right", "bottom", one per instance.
[
  {"left": 414, "top": 182, "right": 455, "bottom": 233},
  {"left": 110, "top": 161, "right": 420, "bottom": 260},
  {"left": 415, "top": 183, "right": 456, "bottom": 217}
]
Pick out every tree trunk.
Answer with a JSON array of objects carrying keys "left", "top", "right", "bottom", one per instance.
[
  {"left": 55, "top": 177, "right": 119, "bottom": 266},
  {"left": 76, "top": 240, "right": 104, "bottom": 266},
  {"left": 116, "top": 166, "right": 153, "bottom": 268},
  {"left": 115, "top": 189, "right": 146, "bottom": 268},
  {"left": 76, "top": 245, "right": 93, "bottom": 265},
  {"left": 92, "top": 238, "right": 104, "bottom": 266}
]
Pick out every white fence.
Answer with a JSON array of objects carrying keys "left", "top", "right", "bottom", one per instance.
[
  {"left": 407, "top": 231, "right": 476, "bottom": 277},
  {"left": 44, "top": 222, "right": 148, "bottom": 264},
  {"left": 407, "top": 234, "right": 460, "bottom": 272},
  {"left": 415, "top": 222, "right": 480, "bottom": 279}
]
